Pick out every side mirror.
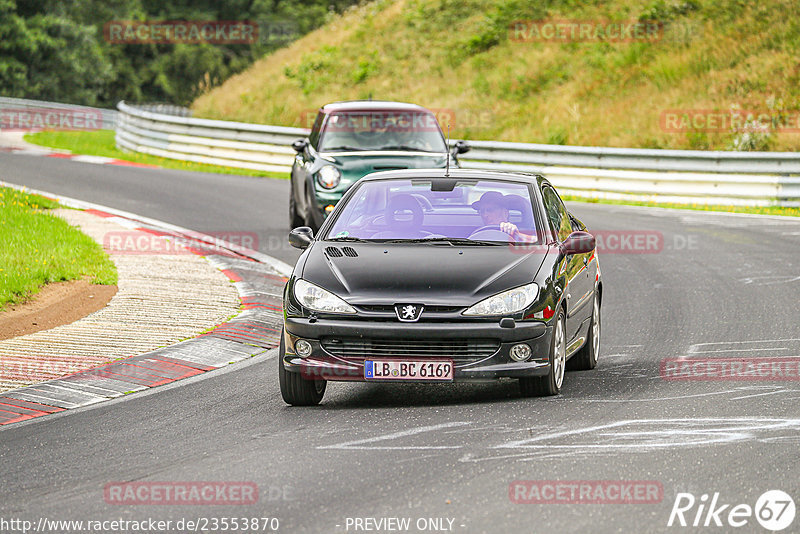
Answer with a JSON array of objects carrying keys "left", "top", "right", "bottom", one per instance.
[
  {"left": 451, "top": 140, "right": 470, "bottom": 155},
  {"left": 561, "top": 231, "right": 595, "bottom": 255},
  {"left": 292, "top": 139, "right": 308, "bottom": 153},
  {"left": 289, "top": 226, "right": 314, "bottom": 249}
]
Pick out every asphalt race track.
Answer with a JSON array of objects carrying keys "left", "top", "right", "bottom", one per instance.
[{"left": 2, "top": 152, "right": 800, "bottom": 533}]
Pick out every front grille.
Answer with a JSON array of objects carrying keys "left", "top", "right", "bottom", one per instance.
[
  {"left": 357, "top": 305, "right": 463, "bottom": 314},
  {"left": 321, "top": 337, "right": 500, "bottom": 360}
]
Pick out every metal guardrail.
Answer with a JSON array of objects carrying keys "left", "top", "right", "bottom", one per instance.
[
  {"left": 463, "top": 140, "right": 800, "bottom": 174},
  {"left": 132, "top": 103, "right": 193, "bottom": 118},
  {"left": 0, "top": 96, "right": 117, "bottom": 130},
  {"left": 116, "top": 101, "right": 800, "bottom": 207},
  {"left": 116, "top": 101, "right": 304, "bottom": 173}
]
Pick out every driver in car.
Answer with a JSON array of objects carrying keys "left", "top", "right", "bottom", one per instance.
[{"left": 472, "top": 191, "right": 536, "bottom": 242}]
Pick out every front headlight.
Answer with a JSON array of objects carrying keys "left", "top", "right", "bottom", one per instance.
[
  {"left": 463, "top": 283, "right": 539, "bottom": 316},
  {"left": 293, "top": 279, "right": 356, "bottom": 314},
  {"left": 317, "top": 165, "right": 341, "bottom": 189}
]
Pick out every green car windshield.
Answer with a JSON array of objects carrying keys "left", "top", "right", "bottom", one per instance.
[
  {"left": 319, "top": 111, "right": 448, "bottom": 153},
  {"left": 325, "top": 179, "right": 542, "bottom": 245}
]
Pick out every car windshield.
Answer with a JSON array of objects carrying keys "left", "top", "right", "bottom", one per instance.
[
  {"left": 325, "top": 178, "right": 542, "bottom": 245},
  {"left": 318, "top": 111, "right": 447, "bottom": 153}
]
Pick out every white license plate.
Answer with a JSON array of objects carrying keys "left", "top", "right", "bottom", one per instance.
[{"left": 364, "top": 359, "right": 454, "bottom": 381}]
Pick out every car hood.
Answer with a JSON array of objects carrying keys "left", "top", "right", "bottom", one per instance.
[
  {"left": 299, "top": 243, "right": 549, "bottom": 306},
  {"left": 318, "top": 152, "right": 448, "bottom": 176}
]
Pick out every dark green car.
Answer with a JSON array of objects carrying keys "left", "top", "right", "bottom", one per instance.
[{"left": 289, "top": 100, "right": 469, "bottom": 230}]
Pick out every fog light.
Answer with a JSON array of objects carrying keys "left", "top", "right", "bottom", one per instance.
[
  {"left": 509, "top": 343, "right": 532, "bottom": 362},
  {"left": 295, "top": 339, "right": 313, "bottom": 358}
]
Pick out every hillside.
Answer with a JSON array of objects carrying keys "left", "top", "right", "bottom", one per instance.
[{"left": 192, "top": 0, "right": 800, "bottom": 151}]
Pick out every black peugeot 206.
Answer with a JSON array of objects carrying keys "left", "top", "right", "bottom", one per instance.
[{"left": 279, "top": 169, "right": 601, "bottom": 405}]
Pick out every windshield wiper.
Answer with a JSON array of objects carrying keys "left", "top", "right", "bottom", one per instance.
[
  {"left": 381, "top": 237, "right": 504, "bottom": 246},
  {"left": 327, "top": 236, "right": 370, "bottom": 242},
  {"left": 322, "top": 145, "right": 362, "bottom": 151},
  {"left": 378, "top": 145, "right": 436, "bottom": 152}
]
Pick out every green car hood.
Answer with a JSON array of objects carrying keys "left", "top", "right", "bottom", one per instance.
[{"left": 321, "top": 152, "right": 449, "bottom": 186}]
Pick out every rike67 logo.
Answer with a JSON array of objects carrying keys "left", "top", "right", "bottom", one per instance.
[{"left": 668, "top": 490, "right": 795, "bottom": 531}]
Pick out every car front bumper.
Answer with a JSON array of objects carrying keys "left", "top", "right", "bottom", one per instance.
[{"left": 282, "top": 317, "right": 553, "bottom": 382}]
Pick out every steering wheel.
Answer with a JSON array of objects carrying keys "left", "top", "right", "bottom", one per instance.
[
  {"left": 471, "top": 225, "right": 503, "bottom": 234},
  {"left": 354, "top": 129, "right": 385, "bottom": 142},
  {"left": 468, "top": 225, "right": 512, "bottom": 241}
]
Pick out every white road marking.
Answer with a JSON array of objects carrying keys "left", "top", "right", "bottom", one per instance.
[
  {"left": 583, "top": 389, "right": 743, "bottom": 402},
  {"left": 496, "top": 418, "right": 800, "bottom": 450},
  {"left": 70, "top": 155, "right": 116, "bottom": 164},
  {"left": 729, "top": 389, "right": 796, "bottom": 401},
  {"left": 457, "top": 418, "right": 800, "bottom": 463},
  {"left": 738, "top": 275, "right": 800, "bottom": 285},
  {"left": 318, "top": 421, "right": 470, "bottom": 450},
  {"left": 687, "top": 338, "right": 800, "bottom": 354},
  {"left": 693, "top": 347, "right": 791, "bottom": 354}
]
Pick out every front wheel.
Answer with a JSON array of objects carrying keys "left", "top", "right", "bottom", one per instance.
[
  {"left": 519, "top": 309, "right": 566, "bottom": 397},
  {"left": 278, "top": 332, "right": 326, "bottom": 406},
  {"left": 568, "top": 291, "right": 600, "bottom": 371},
  {"left": 289, "top": 186, "right": 304, "bottom": 229}
]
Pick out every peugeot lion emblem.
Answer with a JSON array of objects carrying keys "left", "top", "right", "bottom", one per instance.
[{"left": 395, "top": 304, "right": 423, "bottom": 322}]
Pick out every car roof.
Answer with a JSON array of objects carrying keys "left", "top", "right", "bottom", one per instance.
[
  {"left": 319, "top": 100, "right": 433, "bottom": 113},
  {"left": 358, "top": 168, "right": 546, "bottom": 185}
]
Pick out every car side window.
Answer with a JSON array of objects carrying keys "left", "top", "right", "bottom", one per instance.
[
  {"left": 541, "top": 185, "right": 572, "bottom": 242},
  {"left": 308, "top": 112, "right": 324, "bottom": 149}
]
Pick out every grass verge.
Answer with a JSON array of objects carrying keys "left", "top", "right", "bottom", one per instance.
[
  {"left": 562, "top": 195, "right": 800, "bottom": 217},
  {"left": 24, "top": 130, "right": 288, "bottom": 179},
  {"left": 192, "top": 0, "right": 800, "bottom": 151},
  {"left": 0, "top": 187, "right": 118, "bottom": 311}
]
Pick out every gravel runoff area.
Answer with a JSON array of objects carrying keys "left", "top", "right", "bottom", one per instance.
[{"left": 0, "top": 208, "right": 242, "bottom": 393}]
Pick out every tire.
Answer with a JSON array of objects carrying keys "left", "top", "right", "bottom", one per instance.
[
  {"left": 304, "top": 211, "right": 319, "bottom": 234},
  {"left": 289, "top": 187, "right": 304, "bottom": 229},
  {"left": 278, "top": 331, "right": 326, "bottom": 406},
  {"left": 519, "top": 309, "right": 566, "bottom": 397},
  {"left": 302, "top": 188, "right": 319, "bottom": 233},
  {"left": 568, "top": 291, "right": 600, "bottom": 371}
]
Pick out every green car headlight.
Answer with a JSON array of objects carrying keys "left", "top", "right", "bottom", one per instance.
[
  {"left": 463, "top": 283, "right": 539, "bottom": 316},
  {"left": 317, "top": 166, "right": 341, "bottom": 189}
]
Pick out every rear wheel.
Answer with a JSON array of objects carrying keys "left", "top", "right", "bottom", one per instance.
[
  {"left": 520, "top": 309, "right": 566, "bottom": 397},
  {"left": 278, "top": 331, "right": 326, "bottom": 406},
  {"left": 569, "top": 291, "right": 600, "bottom": 371}
]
